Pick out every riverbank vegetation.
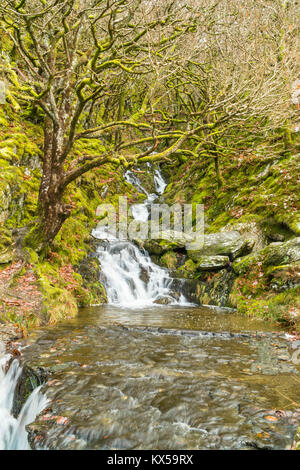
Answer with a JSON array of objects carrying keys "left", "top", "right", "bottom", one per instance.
[{"left": 0, "top": 0, "right": 299, "bottom": 333}]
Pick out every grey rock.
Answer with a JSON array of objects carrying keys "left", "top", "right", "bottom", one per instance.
[
  {"left": 188, "top": 230, "right": 253, "bottom": 261},
  {"left": 262, "top": 237, "right": 300, "bottom": 267},
  {"left": 196, "top": 255, "right": 230, "bottom": 271}
]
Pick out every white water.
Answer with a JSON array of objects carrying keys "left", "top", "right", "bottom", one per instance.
[
  {"left": 0, "top": 355, "right": 48, "bottom": 450},
  {"left": 154, "top": 168, "right": 167, "bottom": 195},
  {"left": 93, "top": 166, "right": 189, "bottom": 308},
  {"left": 0, "top": 166, "right": 187, "bottom": 448},
  {"left": 125, "top": 169, "right": 157, "bottom": 223},
  {"left": 96, "top": 240, "right": 188, "bottom": 307}
]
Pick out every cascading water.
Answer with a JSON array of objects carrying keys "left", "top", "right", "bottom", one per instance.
[
  {"left": 0, "top": 355, "right": 48, "bottom": 450},
  {"left": 96, "top": 241, "right": 188, "bottom": 307},
  {"left": 0, "top": 165, "right": 188, "bottom": 449},
  {"left": 93, "top": 166, "right": 190, "bottom": 307},
  {"left": 153, "top": 168, "right": 167, "bottom": 195}
]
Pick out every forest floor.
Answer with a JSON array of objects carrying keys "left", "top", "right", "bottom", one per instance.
[{"left": 0, "top": 261, "right": 42, "bottom": 335}]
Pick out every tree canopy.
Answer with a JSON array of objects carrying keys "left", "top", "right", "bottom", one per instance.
[{"left": 0, "top": 0, "right": 298, "bottom": 248}]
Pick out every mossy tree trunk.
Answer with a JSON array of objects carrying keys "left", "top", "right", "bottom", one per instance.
[
  {"left": 24, "top": 120, "right": 74, "bottom": 251},
  {"left": 214, "top": 156, "right": 224, "bottom": 189}
]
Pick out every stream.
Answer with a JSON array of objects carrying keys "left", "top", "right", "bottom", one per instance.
[{"left": 0, "top": 165, "right": 299, "bottom": 450}]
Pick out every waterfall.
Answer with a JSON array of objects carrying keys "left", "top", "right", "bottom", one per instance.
[
  {"left": 0, "top": 356, "right": 48, "bottom": 450},
  {"left": 93, "top": 166, "right": 190, "bottom": 307},
  {"left": 154, "top": 168, "right": 167, "bottom": 195},
  {"left": 96, "top": 240, "right": 188, "bottom": 307}
]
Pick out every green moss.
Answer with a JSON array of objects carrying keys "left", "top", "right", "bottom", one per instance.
[
  {"left": 0, "top": 104, "right": 117, "bottom": 325},
  {"left": 160, "top": 251, "right": 178, "bottom": 270},
  {"left": 232, "top": 253, "right": 259, "bottom": 275},
  {"left": 177, "top": 259, "right": 198, "bottom": 278}
]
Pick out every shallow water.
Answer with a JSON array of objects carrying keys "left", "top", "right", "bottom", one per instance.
[{"left": 22, "top": 305, "right": 300, "bottom": 450}]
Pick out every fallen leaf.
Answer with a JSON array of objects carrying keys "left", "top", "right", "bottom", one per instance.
[
  {"left": 56, "top": 416, "right": 69, "bottom": 425},
  {"left": 256, "top": 432, "right": 270, "bottom": 439},
  {"left": 265, "top": 415, "right": 278, "bottom": 422}
]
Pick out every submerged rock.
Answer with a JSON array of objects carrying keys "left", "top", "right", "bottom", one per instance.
[
  {"left": 154, "top": 297, "right": 172, "bottom": 305},
  {"left": 12, "top": 364, "right": 48, "bottom": 418},
  {"left": 140, "top": 267, "right": 150, "bottom": 284}
]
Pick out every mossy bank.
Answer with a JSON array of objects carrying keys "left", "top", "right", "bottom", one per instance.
[
  {"left": 1, "top": 87, "right": 299, "bottom": 332},
  {"left": 0, "top": 100, "right": 143, "bottom": 332},
  {"left": 136, "top": 140, "right": 300, "bottom": 330}
]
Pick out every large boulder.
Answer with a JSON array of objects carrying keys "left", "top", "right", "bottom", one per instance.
[
  {"left": 195, "top": 269, "right": 236, "bottom": 307},
  {"left": 188, "top": 230, "right": 253, "bottom": 261},
  {"left": 262, "top": 238, "right": 300, "bottom": 267},
  {"left": 176, "top": 259, "right": 198, "bottom": 279},
  {"left": 160, "top": 251, "right": 180, "bottom": 270},
  {"left": 232, "top": 238, "right": 300, "bottom": 275},
  {"left": 267, "top": 263, "right": 300, "bottom": 292},
  {"left": 232, "top": 253, "right": 258, "bottom": 275},
  {"left": 140, "top": 230, "right": 193, "bottom": 255},
  {"left": 159, "top": 252, "right": 229, "bottom": 273},
  {"left": 221, "top": 221, "right": 267, "bottom": 252}
]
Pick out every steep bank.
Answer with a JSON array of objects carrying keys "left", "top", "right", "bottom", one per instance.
[
  {"left": 0, "top": 96, "right": 299, "bottom": 331},
  {"left": 137, "top": 145, "right": 300, "bottom": 330},
  {"left": 0, "top": 101, "right": 141, "bottom": 330}
]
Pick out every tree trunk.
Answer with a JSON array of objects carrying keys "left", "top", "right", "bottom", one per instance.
[
  {"left": 24, "top": 183, "right": 73, "bottom": 252},
  {"left": 39, "top": 197, "right": 72, "bottom": 246},
  {"left": 23, "top": 119, "right": 73, "bottom": 251},
  {"left": 214, "top": 156, "right": 224, "bottom": 189}
]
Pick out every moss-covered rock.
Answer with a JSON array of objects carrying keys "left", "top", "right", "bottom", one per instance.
[
  {"left": 177, "top": 259, "right": 198, "bottom": 279},
  {"left": 195, "top": 255, "right": 230, "bottom": 271},
  {"left": 266, "top": 262, "right": 300, "bottom": 291},
  {"left": 220, "top": 220, "right": 267, "bottom": 252},
  {"left": 261, "top": 238, "right": 300, "bottom": 267},
  {"left": 295, "top": 428, "right": 300, "bottom": 450},
  {"left": 232, "top": 253, "right": 259, "bottom": 275},
  {"left": 141, "top": 230, "right": 192, "bottom": 255},
  {"left": 261, "top": 218, "right": 295, "bottom": 243},
  {"left": 160, "top": 251, "right": 178, "bottom": 270},
  {"left": 195, "top": 269, "right": 236, "bottom": 307},
  {"left": 0, "top": 247, "right": 14, "bottom": 264},
  {"left": 187, "top": 231, "right": 253, "bottom": 261},
  {"left": 12, "top": 363, "right": 48, "bottom": 418},
  {"left": 169, "top": 277, "right": 200, "bottom": 304}
]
